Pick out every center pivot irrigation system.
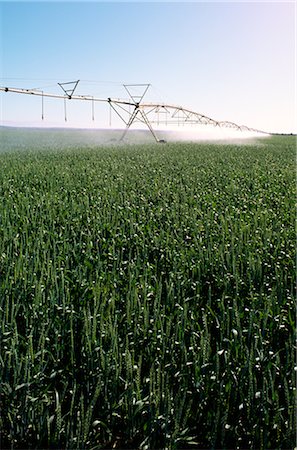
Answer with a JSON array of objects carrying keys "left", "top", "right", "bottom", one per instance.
[{"left": 0, "top": 80, "right": 269, "bottom": 142}]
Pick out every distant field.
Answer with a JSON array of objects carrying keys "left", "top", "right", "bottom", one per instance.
[
  {"left": 0, "top": 133, "right": 295, "bottom": 449},
  {"left": 0, "top": 126, "right": 269, "bottom": 151}
]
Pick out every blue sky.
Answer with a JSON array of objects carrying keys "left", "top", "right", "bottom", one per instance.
[{"left": 0, "top": 1, "right": 295, "bottom": 133}]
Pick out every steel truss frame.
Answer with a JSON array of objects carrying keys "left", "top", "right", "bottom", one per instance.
[{"left": 0, "top": 82, "right": 269, "bottom": 142}]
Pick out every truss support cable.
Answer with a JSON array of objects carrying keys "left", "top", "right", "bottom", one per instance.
[{"left": 108, "top": 99, "right": 128, "bottom": 127}]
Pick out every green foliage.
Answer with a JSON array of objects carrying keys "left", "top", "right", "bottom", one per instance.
[{"left": 0, "top": 136, "right": 295, "bottom": 449}]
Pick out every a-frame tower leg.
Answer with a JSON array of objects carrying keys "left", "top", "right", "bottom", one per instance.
[
  {"left": 120, "top": 106, "right": 139, "bottom": 141},
  {"left": 120, "top": 106, "right": 161, "bottom": 143},
  {"left": 119, "top": 84, "right": 164, "bottom": 143}
]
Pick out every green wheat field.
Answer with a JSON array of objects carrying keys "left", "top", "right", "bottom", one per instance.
[{"left": 0, "top": 129, "right": 295, "bottom": 449}]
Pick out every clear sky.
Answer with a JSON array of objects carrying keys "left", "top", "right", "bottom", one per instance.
[{"left": 0, "top": 1, "right": 295, "bottom": 134}]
